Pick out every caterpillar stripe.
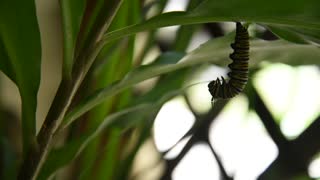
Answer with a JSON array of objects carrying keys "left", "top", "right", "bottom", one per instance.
[{"left": 208, "top": 22, "right": 249, "bottom": 100}]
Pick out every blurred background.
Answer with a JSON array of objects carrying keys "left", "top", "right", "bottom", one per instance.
[{"left": 1, "top": 0, "right": 319, "bottom": 179}]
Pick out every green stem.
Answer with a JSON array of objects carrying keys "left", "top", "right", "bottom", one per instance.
[
  {"left": 16, "top": 0, "right": 124, "bottom": 178},
  {"left": 17, "top": 40, "right": 105, "bottom": 180}
]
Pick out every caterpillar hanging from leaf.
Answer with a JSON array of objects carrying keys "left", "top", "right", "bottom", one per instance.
[{"left": 208, "top": 22, "right": 249, "bottom": 100}]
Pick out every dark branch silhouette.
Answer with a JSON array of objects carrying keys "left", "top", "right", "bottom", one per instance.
[
  {"left": 160, "top": 100, "right": 232, "bottom": 180},
  {"left": 253, "top": 88, "right": 316, "bottom": 179}
]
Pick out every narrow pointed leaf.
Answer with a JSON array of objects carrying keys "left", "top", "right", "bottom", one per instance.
[
  {"left": 37, "top": 104, "right": 150, "bottom": 180},
  {"left": 66, "top": 35, "right": 320, "bottom": 125},
  {"left": 102, "top": 0, "right": 320, "bottom": 44},
  {"left": 39, "top": 82, "right": 188, "bottom": 179},
  {"left": 60, "top": 0, "right": 86, "bottom": 78},
  {"left": 0, "top": 0, "right": 41, "bottom": 152},
  {"left": 266, "top": 25, "right": 320, "bottom": 45}
]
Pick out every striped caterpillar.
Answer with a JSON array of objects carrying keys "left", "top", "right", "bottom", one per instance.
[{"left": 208, "top": 22, "right": 249, "bottom": 100}]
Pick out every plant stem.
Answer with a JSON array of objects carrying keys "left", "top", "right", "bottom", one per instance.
[
  {"left": 17, "top": 1, "right": 124, "bottom": 178},
  {"left": 17, "top": 1, "right": 127, "bottom": 178},
  {"left": 17, "top": 40, "right": 105, "bottom": 180},
  {"left": 18, "top": 79, "right": 75, "bottom": 180}
]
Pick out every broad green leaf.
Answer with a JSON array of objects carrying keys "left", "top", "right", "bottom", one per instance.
[
  {"left": 76, "top": 1, "right": 137, "bottom": 178},
  {"left": 65, "top": 34, "right": 320, "bottom": 126},
  {"left": 63, "top": 51, "right": 184, "bottom": 127},
  {"left": 60, "top": 0, "right": 86, "bottom": 78},
  {"left": 112, "top": 68, "right": 190, "bottom": 180},
  {"left": 115, "top": 53, "right": 188, "bottom": 128},
  {"left": 185, "top": 33, "right": 320, "bottom": 67},
  {"left": 39, "top": 83, "right": 188, "bottom": 179},
  {"left": 248, "top": 40, "right": 320, "bottom": 66},
  {"left": 39, "top": 52, "right": 190, "bottom": 178},
  {"left": 267, "top": 25, "right": 320, "bottom": 45},
  {"left": 93, "top": 1, "right": 140, "bottom": 178},
  {"left": 190, "top": 0, "right": 320, "bottom": 28},
  {"left": 101, "top": 0, "right": 320, "bottom": 45},
  {"left": 37, "top": 104, "right": 151, "bottom": 180},
  {"left": 0, "top": 0, "right": 41, "bottom": 152},
  {"left": 77, "top": 41, "right": 126, "bottom": 180}
]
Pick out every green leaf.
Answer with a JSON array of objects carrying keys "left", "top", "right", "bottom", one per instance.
[
  {"left": 101, "top": 0, "right": 320, "bottom": 44},
  {"left": 63, "top": 51, "right": 184, "bottom": 127},
  {"left": 0, "top": 138, "right": 17, "bottom": 179},
  {"left": 130, "top": 52, "right": 186, "bottom": 106},
  {"left": 39, "top": 81, "right": 188, "bottom": 179},
  {"left": 0, "top": 0, "right": 41, "bottom": 152},
  {"left": 60, "top": 0, "right": 86, "bottom": 78},
  {"left": 111, "top": 70, "right": 190, "bottom": 131},
  {"left": 114, "top": 53, "right": 188, "bottom": 128},
  {"left": 65, "top": 34, "right": 320, "bottom": 125},
  {"left": 37, "top": 104, "right": 151, "bottom": 180},
  {"left": 95, "top": 128, "right": 122, "bottom": 180},
  {"left": 39, "top": 56, "right": 191, "bottom": 178},
  {"left": 75, "top": 1, "right": 137, "bottom": 178},
  {"left": 267, "top": 25, "right": 320, "bottom": 45},
  {"left": 248, "top": 39, "right": 320, "bottom": 66},
  {"left": 185, "top": 32, "right": 320, "bottom": 67},
  {"left": 190, "top": 0, "right": 320, "bottom": 27},
  {"left": 76, "top": 0, "right": 124, "bottom": 58},
  {"left": 115, "top": 123, "right": 152, "bottom": 180},
  {"left": 173, "top": 0, "right": 209, "bottom": 51}
]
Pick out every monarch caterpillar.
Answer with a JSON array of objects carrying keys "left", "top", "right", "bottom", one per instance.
[{"left": 208, "top": 22, "right": 249, "bottom": 100}]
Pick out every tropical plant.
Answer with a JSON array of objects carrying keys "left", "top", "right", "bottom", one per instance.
[{"left": 0, "top": 0, "right": 319, "bottom": 179}]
